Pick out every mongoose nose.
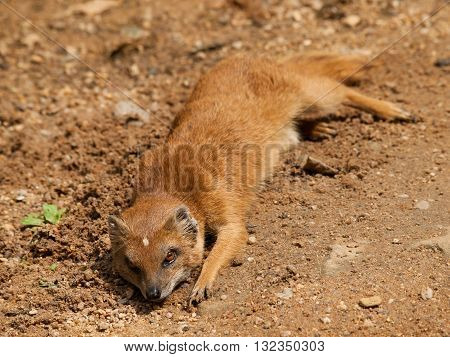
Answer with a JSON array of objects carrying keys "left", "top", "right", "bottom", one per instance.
[{"left": 146, "top": 286, "right": 161, "bottom": 300}]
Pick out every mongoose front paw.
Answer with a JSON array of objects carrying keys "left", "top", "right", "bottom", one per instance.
[
  {"left": 301, "top": 121, "right": 337, "bottom": 141},
  {"left": 310, "top": 121, "right": 337, "bottom": 140},
  {"left": 189, "top": 282, "right": 212, "bottom": 305}
]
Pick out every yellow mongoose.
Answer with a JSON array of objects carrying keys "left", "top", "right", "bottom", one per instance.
[{"left": 108, "top": 53, "right": 412, "bottom": 304}]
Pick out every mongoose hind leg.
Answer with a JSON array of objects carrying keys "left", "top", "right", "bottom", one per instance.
[
  {"left": 343, "top": 88, "right": 415, "bottom": 122},
  {"left": 282, "top": 53, "right": 415, "bottom": 122},
  {"left": 282, "top": 53, "right": 372, "bottom": 85}
]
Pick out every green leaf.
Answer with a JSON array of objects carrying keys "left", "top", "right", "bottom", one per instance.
[
  {"left": 49, "top": 263, "right": 58, "bottom": 271},
  {"left": 21, "top": 213, "right": 44, "bottom": 227},
  {"left": 42, "top": 204, "right": 65, "bottom": 224}
]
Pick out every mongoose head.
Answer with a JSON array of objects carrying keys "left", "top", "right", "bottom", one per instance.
[{"left": 108, "top": 195, "right": 203, "bottom": 302}]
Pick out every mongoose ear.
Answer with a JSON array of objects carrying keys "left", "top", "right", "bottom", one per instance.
[
  {"left": 108, "top": 215, "right": 130, "bottom": 244},
  {"left": 164, "top": 205, "right": 198, "bottom": 237}
]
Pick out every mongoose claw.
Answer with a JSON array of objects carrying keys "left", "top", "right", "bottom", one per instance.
[
  {"left": 395, "top": 111, "right": 421, "bottom": 123},
  {"left": 376, "top": 102, "right": 419, "bottom": 123},
  {"left": 189, "top": 283, "right": 212, "bottom": 306},
  {"left": 310, "top": 122, "right": 337, "bottom": 139},
  {"left": 300, "top": 121, "right": 337, "bottom": 141}
]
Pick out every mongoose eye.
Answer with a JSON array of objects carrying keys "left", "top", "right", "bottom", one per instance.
[
  {"left": 125, "top": 256, "right": 141, "bottom": 275},
  {"left": 163, "top": 250, "right": 177, "bottom": 267}
]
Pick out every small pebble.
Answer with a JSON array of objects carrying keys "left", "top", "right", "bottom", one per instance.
[
  {"left": 276, "top": 288, "right": 293, "bottom": 300},
  {"left": 434, "top": 58, "right": 450, "bottom": 67},
  {"left": 220, "top": 294, "right": 227, "bottom": 300},
  {"left": 30, "top": 55, "right": 43, "bottom": 64},
  {"left": 359, "top": 296, "right": 382, "bottom": 308},
  {"left": 286, "top": 265, "right": 297, "bottom": 275},
  {"left": 292, "top": 240, "right": 303, "bottom": 248},
  {"left": 337, "top": 301, "right": 348, "bottom": 311},
  {"left": 28, "top": 309, "right": 38, "bottom": 316},
  {"left": 310, "top": 0, "right": 323, "bottom": 11},
  {"left": 231, "top": 41, "right": 243, "bottom": 50},
  {"left": 415, "top": 200, "right": 430, "bottom": 210},
  {"left": 231, "top": 257, "right": 244, "bottom": 266},
  {"left": 343, "top": 15, "right": 361, "bottom": 27},
  {"left": 421, "top": 287, "right": 433, "bottom": 300},
  {"left": 15, "top": 189, "right": 27, "bottom": 202},
  {"left": 83, "top": 269, "right": 94, "bottom": 281},
  {"left": 246, "top": 223, "right": 257, "bottom": 234},
  {"left": 83, "top": 326, "right": 94, "bottom": 333},
  {"left": 114, "top": 100, "right": 150, "bottom": 123},
  {"left": 128, "top": 64, "right": 140, "bottom": 77},
  {"left": 21, "top": 33, "right": 41, "bottom": 48},
  {"left": 320, "top": 316, "right": 331, "bottom": 324},
  {"left": 97, "top": 322, "right": 108, "bottom": 331},
  {"left": 248, "top": 235, "right": 257, "bottom": 244}
]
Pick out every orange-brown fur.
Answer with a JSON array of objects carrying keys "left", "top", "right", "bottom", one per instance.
[{"left": 109, "top": 53, "right": 413, "bottom": 304}]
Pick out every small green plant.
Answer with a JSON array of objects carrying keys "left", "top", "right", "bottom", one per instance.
[
  {"left": 42, "top": 204, "right": 65, "bottom": 224},
  {"left": 21, "top": 213, "right": 44, "bottom": 227},
  {"left": 21, "top": 204, "right": 65, "bottom": 227},
  {"left": 49, "top": 263, "right": 58, "bottom": 271}
]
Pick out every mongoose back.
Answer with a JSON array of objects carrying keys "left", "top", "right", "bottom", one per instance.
[{"left": 108, "top": 53, "right": 413, "bottom": 304}]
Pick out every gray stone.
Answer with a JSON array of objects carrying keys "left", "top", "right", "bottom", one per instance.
[
  {"left": 275, "top": 287, "right": 293, "bottom": 300},
  {"left": 324, "top": 244, "right": 365, "bottom": 275},
  {"left": 421, "top": 287, "right": 433, "bottom": 300},
  {"left": 114, "top": 100, "right": 150, "bottom": 123},
  {"left": 414, "top": 228, "right": 450, "bottom": 257},
  {"left": 415, "top": 200, "right": 430, "bottom": 210},
  {"left": 15, "top": 189, "right": 27, "bottom": 202}
]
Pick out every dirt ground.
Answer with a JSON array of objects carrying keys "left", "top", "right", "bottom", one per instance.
[{"left": 0, "top": 0, "right": 449, "bottom": 337}]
